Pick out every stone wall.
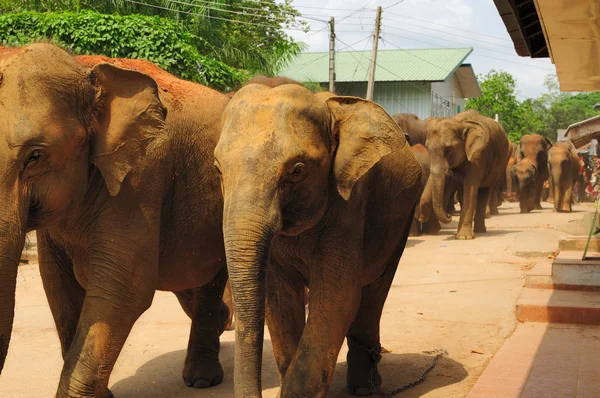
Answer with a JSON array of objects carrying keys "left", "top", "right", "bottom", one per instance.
[{"left": 21, "top": 232, "right": 37, "bottom": 264}]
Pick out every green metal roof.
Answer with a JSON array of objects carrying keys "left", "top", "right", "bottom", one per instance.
[{"left": 279, "top": 48, "right": 473, "bottom": 83}]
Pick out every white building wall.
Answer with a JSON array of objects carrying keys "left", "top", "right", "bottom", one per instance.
[
  {"left": 431, "top": 73, "right": 467, "bottom": 114},
  {"left": 334, "top": 81, "right": 432, "bottom": 119}
]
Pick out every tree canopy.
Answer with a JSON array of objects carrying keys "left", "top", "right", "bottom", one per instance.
[
  {"left": 466, "top": 70, "right": 600, "bottom": 143},
  {"left": 0, "top": 11, "right": 247, "bottom": 91},
  {"left": 0, "top": 0, "right": 306, "bottom": 75}
]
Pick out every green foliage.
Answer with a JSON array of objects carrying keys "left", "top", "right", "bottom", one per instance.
[
  {"left": 302, "top": 81, "right": 324, "bottom": 93},
  {"left": 466, "top": 71, "right": 600, "bottom": 143},
  {"left": 466, "top": 70, "right": 525, "bottom": 142},
  {"left": 0, "top": 0, "right": 307, "bottom": 75},
  {"left": 0, "top": 11, "right": 247, "bottom": 91}
]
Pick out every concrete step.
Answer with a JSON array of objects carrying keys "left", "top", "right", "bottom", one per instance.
[
  {"left": 524, "top": 261, "right": 553, "bottom": 289},
  {"left": 552, "top": 250, "right": 600, "bottom": 289},
  {"left": 516, "top": 288, "right": 600, "bottom": 324},
  {"left": 559, "top": 235, "right": 600, "bottom": 251}
]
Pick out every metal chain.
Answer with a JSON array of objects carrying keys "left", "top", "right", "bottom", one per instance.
[{"left": 348, "top": 336, "right": 448, "bottom": 397}]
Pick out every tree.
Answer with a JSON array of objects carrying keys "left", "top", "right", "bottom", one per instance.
[
  {"left": 0, "top": 0, "right": 307, "bottom": 75},
  {"left": 466, "top": 70, "right": 525, "bottom": 142},
  {"left": 0, "top": 11, "right": 247, "bottom": 91}
]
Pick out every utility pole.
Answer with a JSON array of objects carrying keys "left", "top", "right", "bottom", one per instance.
[
  {"left": 329, "top": 17, "right": 335, "bottom": 93},
  {"left": 366, "top": 6, "right": 382, "bottom": 101}
]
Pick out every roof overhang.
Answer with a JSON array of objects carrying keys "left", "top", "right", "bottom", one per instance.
[
  {"left": 492, "top": 0, "right": 549, "bottom": 58},
  {"left": 455, "top": 64, "right": 482, "bottom": 98},
  {"left": 493, "top": 0, "right": 600, "bottom": 92},
  {"left": 566, "top": 115, "right": 600, "bottom": 148}
]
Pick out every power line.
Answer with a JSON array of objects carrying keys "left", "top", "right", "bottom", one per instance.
[
  {"left": 381, "top": 30, "right": 555, "bottom": 72},
  {"left": 122, "top": 0, "right": 309, "bottom": 30},
  {"left": 383, "top": 18, "right": 516, "bottom": 50},
  {"left": 384, "top": 11, "right": 514, "bottom": 43}
]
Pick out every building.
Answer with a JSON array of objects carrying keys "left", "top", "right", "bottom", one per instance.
[
  {"left": 493, "top": 0, "right": 600, "bottom": 92},
  {"left": 278, "top": 48, "right": 481, "bottom": 119}
]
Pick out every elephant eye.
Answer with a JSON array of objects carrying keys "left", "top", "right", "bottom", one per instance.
[
  {"left": 290, "top": 162, "right": 307, "bottom": 183},
  {"left": 25, "top": 149, "right": 42, "bottom": 167}
]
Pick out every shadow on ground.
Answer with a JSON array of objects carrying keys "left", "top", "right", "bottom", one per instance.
[
  {"left": 112, "top": 344, "right": 467, "bottom": 397},
  {"left": 329, "top": 352, "right": 468, "bottom": 397}
]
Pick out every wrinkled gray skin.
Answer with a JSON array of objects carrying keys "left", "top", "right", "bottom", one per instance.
[
  {"left": 0, "top": 44, "right": 233, "bottom": 397},
  {"left": 548, "top": 141, "right": 580, "bottom": 212},
  {"left": 512, "top": 134, "right": 553, "bottom": 213},
  {"left": 215, "top": 85, "right": 421, "bottom": 397},
  {"left": 426, "top": 110, "right": 510, "bottom": 239}
]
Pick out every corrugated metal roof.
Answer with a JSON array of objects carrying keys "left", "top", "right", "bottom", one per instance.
[{"left": 279, "top": 48, "right": 473, "bottom": 83}]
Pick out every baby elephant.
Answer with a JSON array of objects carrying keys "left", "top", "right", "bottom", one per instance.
[
  {"left": 548, "top": 141, "right": 580, "bottom": 212},
  {"left": 216, "top": 85, "right": 421, "bottom": 397}
]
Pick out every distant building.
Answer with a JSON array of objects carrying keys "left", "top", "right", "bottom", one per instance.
[
  {"left": 279, "top": 48, "right": 481, "bottom": 119},
  {"left": 557, "top": 129, "right": 568, "bottom": 142}
]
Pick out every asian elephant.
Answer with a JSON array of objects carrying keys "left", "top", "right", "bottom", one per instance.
[
  {"left": 504, "top": 142, "right": 518, "bottom": 201},
  {"left": 548, "top": 141, "right": 580, "bottom": 212},
  {"left": 215, "top": 85, "right": 421, "bottom": 397},
  {"left": 426, "top": 110, "right": 510, "bottom": 239},
  {"left": 512, "top": 134, "right": 553, "bottom": 213},
  {"left": 0, "top": 43, "right": 233, "bottom": 396},
  {"left": 392, "top": 113, "right": 428, "bottom": 146},
  {"left": 410, "top": 144, "right": 431, "bottom": 236}
]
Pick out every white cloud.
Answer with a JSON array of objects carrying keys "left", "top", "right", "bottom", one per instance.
[{"left": 285, "top": 0, "right": 557, "bottom": 98}]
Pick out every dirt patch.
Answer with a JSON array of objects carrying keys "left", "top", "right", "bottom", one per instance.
[{"left": 75, "top": 55, "right": 221, "bottom": 104}]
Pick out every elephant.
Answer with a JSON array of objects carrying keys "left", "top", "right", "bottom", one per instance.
[
  {"left": 215, "top": 85, "right": 421, "bottom": 397},
  {"left": 426, "top": 110, "right": 510, "bottom": 239},
  {"left": 0, "top": 43, "right": 234, "bottom": 396},
  {"left": 245, "top": 74, "right": 303, "bottom": 87},
  {"left": 548, "top": 140, "right": 580, "bottom": 212},
  {"left": 504, "top": 141, "right": 519, "bottom": 201},
  {"left": 392, "top": 113, "right": 428, "bottom": 146},
  {"left": 410, "top": 144, "right": 431, "bottom": 236},
  {"left": 511, "top": 134, "right": 553, "bottom": 213}
]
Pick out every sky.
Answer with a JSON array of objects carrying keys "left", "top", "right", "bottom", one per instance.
[{"left": 284, "top": 0, "right": 556, "bottom": 99}]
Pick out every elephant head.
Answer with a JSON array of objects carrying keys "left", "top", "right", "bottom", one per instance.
[
  {"left": 512, "top": 158, "right": 537, "bottom": 213},
  {"left": 425, "top": 112, "right": 489, "bottom": 224},
  {"left": 0, "top": 43, "right": 165, "bottom": 372},
  {"left": 214, "top": 84, "right": 406, "bottom": 396}
]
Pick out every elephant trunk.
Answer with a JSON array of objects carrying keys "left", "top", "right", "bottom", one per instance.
[
  {"left": 431, "top": 163, "right": 452, "bottom": 224},
  {"left": 223, "top": 196, "right": 281, "bottom": 398},
  {"left": 551, "top": 163, "right": 564, "bottom": 210},
  {"left": 417, "top": 176, "right": 433, "bottom": 223},
  {"left": 0, "top": 193, "right": 26, "bottom": 374}
]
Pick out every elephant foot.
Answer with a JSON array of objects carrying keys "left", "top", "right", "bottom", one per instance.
[
  {"left": 474, "top": 224, "right": 487, "bottom": 233},
  {"left": 347, "top": 339, "right": 382, "bottom": 396},
  {"left": 490, "top": 208, "right": 499, "bottom": 216},
  {"left": 456, "top": 229, "right": 475, "bottom": 240},
  {"left": 183, "top": 359, "right": 224, "bottom": 388},
  {"left": 535, "top": 204, "right": 543, "bottom": 210},
  {"left": 102, "top": 390, "right": 114, "bottom": 398}
]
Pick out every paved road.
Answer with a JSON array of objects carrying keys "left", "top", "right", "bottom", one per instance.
[{"left": 0, "top": 202, "right": 592, "bottom": 397}]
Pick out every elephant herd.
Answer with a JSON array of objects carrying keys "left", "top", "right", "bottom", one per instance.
[
  {"left": 0, "top": 43, "right": 582, "bottom": 398},
  {"left": 395, "top": 112, "right": 581, "bottom": 241}
]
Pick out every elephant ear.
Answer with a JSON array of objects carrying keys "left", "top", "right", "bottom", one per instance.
[
  {"left": 326, "top": 96, "right": 407, "bottom": 200},
  {"left": 544, "top": 137, "right": 553, "bottom": 150},
  {"left": 90, "top": 63, "right": 166, "bottom": 196},
  {"left": 463, "top": 119, "right": 490, "bottom": 164}
]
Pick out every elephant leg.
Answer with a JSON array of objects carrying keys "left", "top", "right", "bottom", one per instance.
[
  {"left": 265, "top": 260, "right": 305, "bottom": 384},
  {"left": 175, "top": 267, "right": 228, "bottom": 389},
  {"left": 38, "top": 231, "right": 85, "bottom": 360},
  {"left": 474, "top": 187, "right": 490, "bottom": 234},
  {"left": 346, "top": 257, "right": 399, "bottom": 396},
  {"left": 280, "top": 253, "right": 362, "bottom": 396},
  {"left": 534, "top": 179, "right": 544, "bottom": 210},
  {"left": 56, "top": 244, "right": 157, "bottom": 397},
  {"left": 422, "top": 216, "right": 442, "bottom": 234},
  {"left": 456, "top": 171, "right": 481, "bottom": 240},
  {"left": 409, "top": 218, "right": 421, "bottom": 236},
  {"left": 563, "top": 183, "right": 574, "bottom": 212}
]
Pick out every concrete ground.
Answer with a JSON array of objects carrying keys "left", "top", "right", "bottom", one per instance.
[{"left": 0, "top": 202, "right": 593, "bottom": 397}]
